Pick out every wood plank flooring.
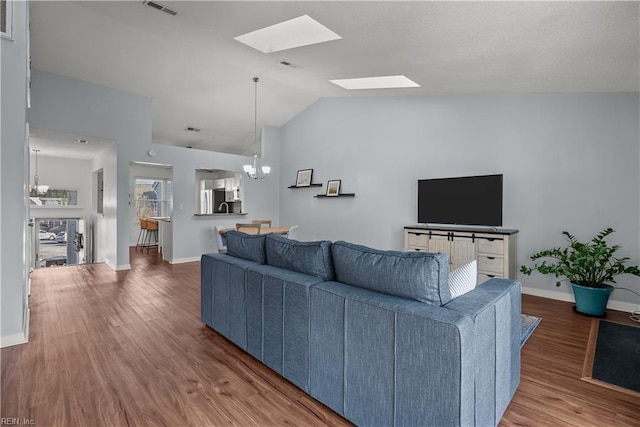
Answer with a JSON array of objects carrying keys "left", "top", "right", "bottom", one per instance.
[{"left": 2, "top": 249, "right": 639, "bottom": 426}]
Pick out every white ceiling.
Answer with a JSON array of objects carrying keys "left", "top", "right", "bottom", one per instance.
[
  {"left": 29, "top": 1, "right": 640, "bottom": 156},
  {"left": 29, "top": 129, "right": 114, "bottom": 160}
]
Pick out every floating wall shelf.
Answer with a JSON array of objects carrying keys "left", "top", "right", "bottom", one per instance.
[
  {"left": 315, "top": 193, "right": 356, "bottom": 198},
  {"left": 288, "top": 183, "right": 323, "bottom": 189}
]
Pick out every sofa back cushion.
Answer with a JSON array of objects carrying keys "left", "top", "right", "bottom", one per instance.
[
  {"left": 331, "top": 241, "right": 451, "bottom": 305},
  {"left": 225, "top": 231, "right": 267, "bottom": 264},
  {"left": 266, "top": 234, "right": 335, "bottom": 281}
]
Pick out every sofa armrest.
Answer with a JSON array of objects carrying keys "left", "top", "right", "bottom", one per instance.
[
  {"left": 201, "top": 253, "right": 260, "bottom": 348},
  {"left": 444, "top": 278, "right": 520, "bottom": 316},
  {"left": 309, "top": 281, "right": 476, "bottom": 426},
  {"left": 444, "top": 278, "right": 522, "bottom": 426}
]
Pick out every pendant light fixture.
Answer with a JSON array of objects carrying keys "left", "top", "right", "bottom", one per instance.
[
  {"left": 30, "top": 149, "right": 49, "bottom": 196},
  {"left": 243, "top": 77, "right": 271, "bottom": 179}
]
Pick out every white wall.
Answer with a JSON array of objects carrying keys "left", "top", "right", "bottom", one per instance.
[
  {"left": 29, "top": 70, "right": 280, "bottom": 267},
  {"left": 278, "top": 94, "right": 640, "bottom": 309},
  {"left": 1, "top": 0, "right": 29, "bottom": 347}
]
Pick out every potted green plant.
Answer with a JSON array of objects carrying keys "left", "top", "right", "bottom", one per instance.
[{"left": 520, "top": 227, "right": 640, "bottom": 317}]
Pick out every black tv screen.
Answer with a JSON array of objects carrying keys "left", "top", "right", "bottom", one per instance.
[{"left": 418, "top": 174, "right": 503, "bottom": 226}]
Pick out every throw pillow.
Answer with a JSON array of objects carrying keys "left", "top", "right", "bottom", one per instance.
[
  {"left": 265, "top": 234, "right": 335, "bottom": 281},
  {"left": 449, "top": 260, "right": 477, "bottom": 299},
  {"left": 331, "top": 241, "right": 450, "bottom": 305},
  {"left": 225, "top": 231, "right": 267, "bottom": 264}
]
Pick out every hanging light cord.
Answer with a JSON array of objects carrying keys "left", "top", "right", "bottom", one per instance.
[
  {"left": 243, "top": 76, "right": 269, "bottom": 179},
  {"left": 33, "top": 149, "right": 40, "bottom": 188},
  {"left": 253, "top": 76, "right": 259, "bottom": 157}
]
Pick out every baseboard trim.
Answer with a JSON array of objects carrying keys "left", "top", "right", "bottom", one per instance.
[
  {"left": 522, "top": 286, "right": 639, "bottom": 314},
  {"left": 1, "top": 332, "right": 28, "bottom": 348},
  {"left": 169, "top": 256, "right": 201, "bottom": 264},
  {"left": 105, "top": 258, "right": 131, "bottom": 271},
  {"left": 23, "top": 307, "right": 30, "bottom": 344}
]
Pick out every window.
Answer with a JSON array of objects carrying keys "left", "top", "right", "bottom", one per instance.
[
  {"left": 30, "top": 189, "right": 79, "bottom": 207},
  {"left": 1, "top": 0, "right": 12, "bottom": 38},
  {"left": 134, "top": 178, "right": 172, "bottom": 219}
]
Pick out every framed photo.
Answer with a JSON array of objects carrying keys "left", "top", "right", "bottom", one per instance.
[
  {"left": 326, "top": 179, "right": 341, "bottom": 196},
  {"left": 296, "top": 169, "right": 313, "bottom": 187}
]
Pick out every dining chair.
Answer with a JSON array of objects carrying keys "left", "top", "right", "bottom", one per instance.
[
  {"left": 252, "top": 219, "right": 272, "bottom": 228},
  {"left": 236, "top": 223, "right": 261, "bottom": 234},
  {"left": 286, "top": 225, "right": 299, "bottom": 240},
  {"left": 214, "top": 226, "right": 228, "bottom": 253}
]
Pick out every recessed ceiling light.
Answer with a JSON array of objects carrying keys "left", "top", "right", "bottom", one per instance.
[
  {"left": 234, "top": 15, "right": 342, "bottom": 54},
  {"left": 329, "top": 75, "right": 420, "bottom": 90}
]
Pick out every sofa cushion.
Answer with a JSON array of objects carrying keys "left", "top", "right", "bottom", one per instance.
[
  {"left": 225, "top": 231, "right": 267, "bottom": 264},
  {"left": 449, "top": 260, "right": 477, "bottom": 299},
  {"left": 331, "top": 241, "right": 451, "bottom": 305},
  {"left": 265, "top": 234, "right": 335, "bottom": 281}
]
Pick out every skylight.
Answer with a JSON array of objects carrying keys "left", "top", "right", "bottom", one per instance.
[
  {"left": 330, "top": 75, "right": 420, "bottom": 90},
  {"left": 234, "top": 15, "right": 342, "bottom": 54}
]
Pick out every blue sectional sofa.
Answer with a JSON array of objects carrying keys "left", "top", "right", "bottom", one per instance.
[{"left": 201, "top": 232, "right": 521, "bottom": 426}]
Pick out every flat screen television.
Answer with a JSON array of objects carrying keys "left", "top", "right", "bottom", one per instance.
[{"left": 418, "top": 174, "right": 503, "bottom": 226}]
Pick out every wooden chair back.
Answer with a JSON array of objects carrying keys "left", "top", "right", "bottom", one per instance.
[
  {"left": 236, "top": 223, "right": 261, "bottom": 234},
  {"left": 252, "top": 219, "right": 272, "bottom": 228},
  {"left": 146, "top": 219, "right": 159, "bottom": 231}
]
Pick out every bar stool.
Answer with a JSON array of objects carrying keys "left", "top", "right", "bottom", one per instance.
[
  {"left": 136, "top": 218, "right": 148, "bottom": 250},
  {"left": 144, "top": 219, "right": 159, "bottom": 252}
]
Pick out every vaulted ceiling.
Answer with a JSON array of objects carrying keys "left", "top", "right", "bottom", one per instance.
[{"left": 29, "top": 1, "right": 640, "bottom": 156}]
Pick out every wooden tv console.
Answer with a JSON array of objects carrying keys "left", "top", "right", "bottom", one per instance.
[{"left": 404, "top": 225, "right": 518, "bottom": 284}]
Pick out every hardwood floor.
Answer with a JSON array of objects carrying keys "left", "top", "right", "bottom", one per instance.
[
  {"left": 502, "top": 295, "right": 640, "bottom": 427},
  {"left": 2, "top": 249, "right": 639, "bottom": 426}
]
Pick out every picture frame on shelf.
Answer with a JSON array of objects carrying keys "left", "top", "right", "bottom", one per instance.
[
  {"left": 295, "top": 169, "right": 313, "bottom": 187},
  {"left": 326, "top": 180, "right": 341, "bottom": 196}
]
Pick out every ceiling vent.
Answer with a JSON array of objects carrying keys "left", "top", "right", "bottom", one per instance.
[
  {"left": 185, "top": 126, "right": 201, "bottom": 133},
  {"left": 143, "top": 1, "right": 178, "bottom": 16}
]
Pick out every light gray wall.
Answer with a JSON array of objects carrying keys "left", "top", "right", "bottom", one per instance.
[
  {"left": 29, "top": 154, "right": 93, "bottom": 218},
  {"left": 29, "top": 70, "right": 280, "bottom": 267},
  {"left": 29, "top": 70, "right": 153, "bottom": 269},
  {"left": 91, "top": 144, "right": 117, "bottom": 265},
  {"left": 1, "top": 0, "right": 29, "bottom": 346},
  {"left": 278, "top": 94, "right": 640, "bottom": 308}
]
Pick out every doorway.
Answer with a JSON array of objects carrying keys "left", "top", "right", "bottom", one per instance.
[{"left": 34, "top": 218, "right": 90, "bottom": 268}]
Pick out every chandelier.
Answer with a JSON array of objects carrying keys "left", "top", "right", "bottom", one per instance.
[
  {"left": 30, "top": 149, "right": 49, "bottom": 196},
  {"left": 243, "top": 77, "right": 271, "bottom": 179}
]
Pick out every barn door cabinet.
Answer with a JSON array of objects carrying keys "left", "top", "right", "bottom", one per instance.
[{"left": 404, "top": 225, "right": 518, "bottom": 284}]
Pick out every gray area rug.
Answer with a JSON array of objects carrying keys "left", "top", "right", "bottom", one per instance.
[{"left": 521, "top": 314, "right": 541, "bottom": 347}]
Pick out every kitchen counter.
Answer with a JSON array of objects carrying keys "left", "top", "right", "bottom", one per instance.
[{"left": 194, "top": 213, "right": 248, "bottom": 217}]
